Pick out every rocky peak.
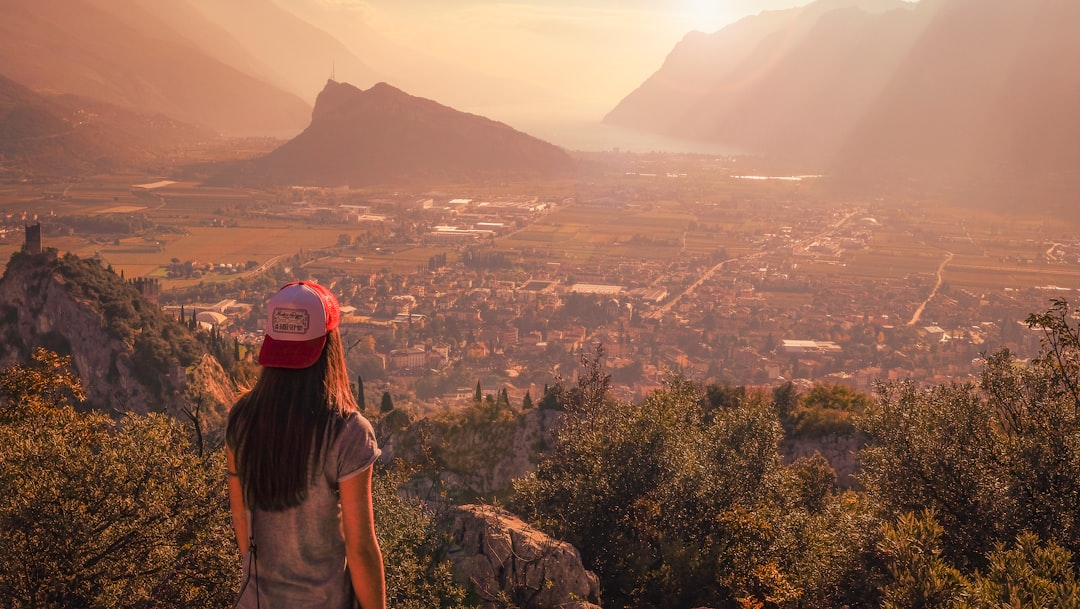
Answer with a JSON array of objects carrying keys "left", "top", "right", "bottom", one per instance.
[{"left": 0, "top": 250, "right": 236, "bottom": 419}]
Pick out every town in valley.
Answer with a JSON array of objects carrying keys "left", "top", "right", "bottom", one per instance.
[{"left": 2, "top": 151, "right": 1075, "bottom": 412}]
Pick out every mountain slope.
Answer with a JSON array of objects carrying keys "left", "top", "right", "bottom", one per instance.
[
  {"left": 837, "top": 0, "right": 1080, "bottom": 183},
  {"left": 605, "top": 0, "right": 913, "bottom": 161},
  {"left": 607, "top": 0, "right": 1080, "bottom": 199},
  {"left": 0, "top": 0, "right": 310, "bottom": 135},
  {"left": 184, "top": 0, "right": 384, "bottom": 103},
  {"left": 0, "top": 74, "right": 212, "bottom": 178},
  {"left": 213, "top": 80, "right": 576, "bottom": 188}
]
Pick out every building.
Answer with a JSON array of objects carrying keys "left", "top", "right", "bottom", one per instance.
[
  {"left": 389, "top": 347, "right": 427, "bottom": 370},
  {"left": 781, "top": 340, "right": 843, "bottom": 355},
  {"left": 23, "top": 223, "right": 41, "bottom": 254}
]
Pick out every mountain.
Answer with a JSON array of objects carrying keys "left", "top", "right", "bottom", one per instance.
[
  {"left": 606, "top": 0, "right": 1080, "bottom": 200},
  {"left": 605, "top": 0, "right": 914, "bottom": 162},
  {"left": 182, "top": 0, "right": 384, "bottom": 103},
  {"left": 837, "top": 0, "right": 1080, "bottom": 186},
  {"left": 212, "top": 80, "right": 577, "bottom": 188},
  {"left": 0, "top": 74, "right": 212, "bottom": 179},
  {"left": 0, "top": 0, "right": 311, "bottom": 135}
]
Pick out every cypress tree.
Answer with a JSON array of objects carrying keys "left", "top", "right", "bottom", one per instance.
[{"left": 357, "top": 376, "right": 366, "bottom": 411}]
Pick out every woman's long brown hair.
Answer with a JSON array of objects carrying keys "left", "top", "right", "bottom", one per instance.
[{"left": 227, "top": 330, "right": 358, "bottom": 511}]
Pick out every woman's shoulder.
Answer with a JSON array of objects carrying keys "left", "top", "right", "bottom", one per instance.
[
  {"left": 327, "top": 410, "right": 381, "bottom": 482},
  {"left": 339, "top": 409, "right": 377, "bottom": 439}
]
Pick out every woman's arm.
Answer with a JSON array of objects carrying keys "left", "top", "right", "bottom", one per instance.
[
  {"left": 340, "top": 466, "right": 386, "bottom": 609},
  {"left": 226, "top": 446, "right": 250, "bottom": 555}
]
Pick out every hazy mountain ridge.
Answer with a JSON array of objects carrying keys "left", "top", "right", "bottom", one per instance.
[
  {"left": 211, "top": 80, "right": 576, "bottom": 188},
  {"left": 605, "top": 0, "right": 914, "bottom": 158},
  {"left": 183, "top": 0, "right": 384, "bottom": 104},
  {"left": 0, "top": 74, "right": 212, "bottom": 178},
  {"left": 0, "top": 0, "right": 311, "bottom": 135},
  {"left": 606, "top": 0, "right": 1080, "bottom": 197}
]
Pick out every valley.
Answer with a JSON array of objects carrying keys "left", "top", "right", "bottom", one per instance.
[{"left": 4, "top": 149, "right": 1078, "bottom": 414}]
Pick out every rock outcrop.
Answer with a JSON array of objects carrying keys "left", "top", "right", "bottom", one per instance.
[
  {"left": 782, "top": 433, "right": 867, "bottom": 488},
  {"left": 0, "top": 250, "right": 235, "bottom": 417},
  {"left": 446, "top": 504, "right": 601, "bottom": 609}
]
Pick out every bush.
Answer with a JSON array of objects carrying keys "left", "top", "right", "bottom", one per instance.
[{"left": 0, "top": 407, "right": 237, "bottom": 608}]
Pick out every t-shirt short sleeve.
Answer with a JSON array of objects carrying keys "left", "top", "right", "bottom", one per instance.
[{"left": 327, "top": 412, "right": 381, "bottom": 485}]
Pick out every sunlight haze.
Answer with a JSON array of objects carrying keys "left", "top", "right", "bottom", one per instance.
[{"left": 274, "top": 0, "right": 812, "bottom": 123}]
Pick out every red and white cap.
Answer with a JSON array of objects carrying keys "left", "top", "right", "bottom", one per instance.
[{"left": 258, "top": 281, "right": 340, "bottom": 369}]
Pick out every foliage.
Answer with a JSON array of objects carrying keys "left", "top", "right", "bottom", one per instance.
[
  {"left": 877, "top": 511, "right": 966, "bottom": 609},
  {"left": 513, "top": 358, "right": 873, "bottom": 609},
  {"left": 0, "top": 347, "right": 85, "bottom": 419},
  {"left": 0, "top": 351, "right": 476, "bottom": 608},
  {"left": 878, "top": 510, "right": 1080, "bottom": 609},
  {"left": 52, "top": 213, "right": 157, "bottom": 236},
  {"left": 859, "top": 346, "right": 1080, "bottom": 568},
  {"left": 381, "top": 390, "right": 395, "bottom": 413},
  {"left": 373, "top": 463, "right": 474, "bottom": 609},
  {"left": 0, "top": 371, "right": 237, "bottom": 608},
  {"left": 784, "top": 383, "right": 869, "bottom": 439}
]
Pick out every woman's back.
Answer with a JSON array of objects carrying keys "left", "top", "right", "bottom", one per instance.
[{"left": 227, "top": 281, "right": 385, "bottom": 609}]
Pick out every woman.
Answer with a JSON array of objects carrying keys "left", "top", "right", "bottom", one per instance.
[{"left": 227, "top": 281, "right": 385, "bottom": 609}]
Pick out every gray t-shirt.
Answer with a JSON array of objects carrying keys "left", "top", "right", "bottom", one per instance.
[{"left": 237, "top": 412, "right": 380, "bottom": 609}]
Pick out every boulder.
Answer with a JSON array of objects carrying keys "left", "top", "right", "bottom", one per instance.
[{"left": 445, "top": 504, "right": 601, "bottom": 609}]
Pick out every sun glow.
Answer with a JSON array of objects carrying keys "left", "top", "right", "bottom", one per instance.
[{"left": 679, "top": 0, "right": 733, "bottom": 33}]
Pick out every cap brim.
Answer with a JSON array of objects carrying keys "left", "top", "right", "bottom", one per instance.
[{"left": 258, "top": 334, "right": 327, "bottom": 369}]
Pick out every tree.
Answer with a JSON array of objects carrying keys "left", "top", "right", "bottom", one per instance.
[
  {"left": 0, "top": 352, "right": 237, "bottom": 608},
  {"left": 355, "top": 376, "right": 366, "bottom": 411},
  {"left": 0, "top": 351, "right": 477, "bottom": 609},
  {"left": 877, "top": 510, "right": 1080, "bottom": 609},
  {"left": 0, "top": 348, "right": 85, "bottom": 420},
  {"left": 380, "top": 391, "right": 394, "bottom": 413},
  {"left": 860, "top": 300, "right": 1080, "bottom": 567},
  {"left": 514, "top": 370, "right": 799, "bottom": 608},
  {"left": 521, "top": 391, "right": 533, "bottom": 410},
  {"left": 473, "top": 381, "right": 482, "bottom": 405},
  {"left": 372, "top": 464, "right": 471, "bottom": 609}
]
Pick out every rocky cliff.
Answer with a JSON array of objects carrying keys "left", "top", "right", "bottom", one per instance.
[{"left": 0, "top": 250, "right": 235, "bottom": 419}]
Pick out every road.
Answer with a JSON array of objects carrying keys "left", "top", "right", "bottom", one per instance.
[
  {"left": 655, "top": 208, "right": 861, "bottom": 315},
  {"left": 907, "top": 251, "right": 954, "bottom": 327}
]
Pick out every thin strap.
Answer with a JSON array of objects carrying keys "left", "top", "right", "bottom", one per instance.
[{"left": 249, "top": 510, "right": 260, "bottom": 609}]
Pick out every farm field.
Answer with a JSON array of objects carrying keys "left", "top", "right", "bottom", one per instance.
[{"left": 3, "top": 165, "right": 1080, "bottom": 300}]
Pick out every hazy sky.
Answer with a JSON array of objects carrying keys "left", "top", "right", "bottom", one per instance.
[{"left": 278, "top": 0, "right": 814, "bottom": 120}]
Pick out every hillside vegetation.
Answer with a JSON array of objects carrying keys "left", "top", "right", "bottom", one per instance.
[{"left": 4, "top": 298, "right": 1080, "bottom": 607}]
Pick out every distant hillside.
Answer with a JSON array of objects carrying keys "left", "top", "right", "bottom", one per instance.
[
  {"left": 0, "top": 0, "right": 310, "bottom": 135},
  {"left": 606, "top": 0, "right": 1080, "bottom": 203},
  {"left": 605, "top": 0, "right": 914, "bottom": 161},
  {"left": 211, "top": 80, "right": 577, "bottom": 188},
  {"left": 0, "top": 250, "right": 235, "bottom": 420},
  {"left": 182, "top": 0, "right": 383, "bottom": 103},
  {"left": 0, "top": 74, "right": 213, "bottom": 178}
]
